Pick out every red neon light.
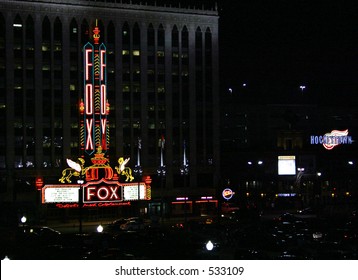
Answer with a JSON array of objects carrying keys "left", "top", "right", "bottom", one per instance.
[
  {"left": 100, "top": 50, "right": 106, "bottom": 81},
  {"left": 86, "top": 185, "right": 121, "bottom": 201},
  {"left": 93, "top": 25, "right": 100, "bottom": 44},
  {"left": 85, "top": 49, "right": 92, "bottom": 81},
  {"left": 56, "top": 204, "right": 79, "bottom": 209},
  {"left": 85, "top": 119, "right": 94, "bottom": 150},
  {"left": 172, "top": 201, "right": 193, "bottom": 205},
  {"left": 55, "top": 202, "right": 131, "bottom": 208},
  {"left": 100, "top": 85, "right": 107, "bottom": 115},
  {"left": 79, "top": 99, "right": 84, "bottom": 114},
  {"left": 106, "top": 100, "right": 110, "bottom": 114},
  {"left": 85, "top": 84, "right": 93, "bottom": 115},
  {"left": 101, "top": 119, "right": 106, "bottom": 134},
  {"left": 35, "top": 177, "right": 43, "bottom": 190},
  {"left": 82, "top": 25, "right": 108, "bottom": 154},
  {"left": 323, "top": 129, "right": 349, "bottom": 150}
]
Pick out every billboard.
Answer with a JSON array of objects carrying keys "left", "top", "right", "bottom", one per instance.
[
  {"left": 278, "top": 155, "right": 296, "bottom": 175},
  {"left": 42, "top": 185, "right": 79, "bottom": 203}
]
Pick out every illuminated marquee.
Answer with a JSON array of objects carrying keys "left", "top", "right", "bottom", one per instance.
[
  {"left": 47, "top": 146, "right": 152, "bottom": 207},
  {"left": 310, "top": 129, "right": 353, "bottom": 150},
  {"left": 81, "top": 22, "right": 109, "bottom": 156},
  {"left": 42, "top": 179, "right": 151, "bottom": 207},
  {"left": 42, "top": 185, "right": 79, "bottom": 203},
  {"left": 83, "top": 179, "right": 122, "bottom": 203}
]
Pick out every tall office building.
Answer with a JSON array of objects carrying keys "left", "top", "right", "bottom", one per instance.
[{"left": 0, "top": 0, "right": 220, "bottom": 219}]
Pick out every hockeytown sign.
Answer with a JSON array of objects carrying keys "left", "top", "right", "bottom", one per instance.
[{"left": 310, "top": 129, "right": 353, "bottom": 150}]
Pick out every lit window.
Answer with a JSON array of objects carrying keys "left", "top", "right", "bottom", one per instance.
[
  {"left": 70, "top": 84, "right": 76, "bottom": 91},
  {"left": 13, "top": 23, "right": 22, "bottom": 28},
  {"left": 157, "top": 86, "right": 165, "bottom": 93},
  {"left": 133, "top": 50, "right": 140, "bottom": 56},
  {"left": 157, "top": 51, "right": 165, "bottom": 57},
  {"left": 122, "top": 50, "right": 130, "bottom": 55}
]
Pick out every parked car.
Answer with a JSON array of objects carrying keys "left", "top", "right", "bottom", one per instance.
[
  {"left": 3, "top": 225, "right": 62, "bottom": 259},
  {"left": 105, "top": 218, "right": 129, "bottom": 232},
  {"left": 296, "top": 207, "right": 317, "bottom": 219},
  {"left": 120, "top": 219, "right": 146, "bottom": 231}
]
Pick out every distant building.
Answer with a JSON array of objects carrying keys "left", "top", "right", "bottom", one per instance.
[{"left": 221, "top": 84, "right": 358, "bottom": 212}]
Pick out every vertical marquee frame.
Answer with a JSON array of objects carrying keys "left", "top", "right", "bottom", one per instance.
[{"left": 81, "top": 22, "right": 109, "bottom": 156}]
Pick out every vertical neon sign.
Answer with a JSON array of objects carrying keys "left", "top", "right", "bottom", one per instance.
[{"left": 81, "top": 20, "right": 108, "bottom": 155}]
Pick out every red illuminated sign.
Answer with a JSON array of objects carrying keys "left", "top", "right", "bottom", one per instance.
[
  {"left": 42, "top": 20, "right": 152, "bottom": 209},
  {"left": 43, "top": 179, "right": 151, "bottom": 206},
  {"left": 83, "top": 179, "right": 122, "bottom": 203},
  {"left": 35, "top": 176, "right": 43, "bottom": 190},
  {"left": 222, "top": 188, "right": 234, "bottom": 200},
  {"left": 81, "top": 23, "right": 109, "bottom": 155}
]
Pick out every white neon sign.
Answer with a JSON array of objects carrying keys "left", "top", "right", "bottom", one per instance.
[{"left": 310, "top": 129, "right": 353, "bottom": 150}]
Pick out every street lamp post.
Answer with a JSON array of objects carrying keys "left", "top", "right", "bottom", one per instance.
[
  {"left": 20, "top": 216, "right": 27, "bottom": 228},
  {"left": 180, "top": 140, "right": 189, "bottom": 226},
  {"left": 77, "top": 178, "right": 84, "bottom": 234},
  {"left": 66, "top": 158, "right": 85, "bottom": 234},
  {"left": 133, "top": 138, "right": 143, "bottom": 216},
  {"left": 157, "top": 136, "right": 166, "bottom": 222}
]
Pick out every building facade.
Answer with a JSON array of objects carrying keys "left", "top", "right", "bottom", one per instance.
[{"left": 0, "top": 0, "right": 220, "bottom": 221}]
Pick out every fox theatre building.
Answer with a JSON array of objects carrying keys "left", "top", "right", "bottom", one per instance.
[{"left": 41, "top": 21, "right": 151, "bottom": 219}]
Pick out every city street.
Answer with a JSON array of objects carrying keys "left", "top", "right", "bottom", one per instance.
[{"left": 2, "top": 208, "right": 357, "bottom": 260}]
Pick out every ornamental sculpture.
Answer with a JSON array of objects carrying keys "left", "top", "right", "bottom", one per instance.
[{"left": 59, "top": 146, "right": 134, "bottom": 183}]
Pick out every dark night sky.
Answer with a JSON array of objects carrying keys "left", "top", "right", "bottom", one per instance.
[
  {"left": 129, "top": 0, "right": 358, "bottom": 104},
  {"left": 217, "top": 1, "right": 358, "bottom": 104}
]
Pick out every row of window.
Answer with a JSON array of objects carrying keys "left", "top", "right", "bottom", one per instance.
[{"left": 5, "top": 15, "right": 213, "bottom": 49}]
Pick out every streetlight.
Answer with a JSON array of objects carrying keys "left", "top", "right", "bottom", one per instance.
[
  {"left": 157, "top": 135, "right": 166, "bottom": 222},
  {"left": 77, "top": 178, "right": 84, "bottom": 234},
  {"left": 67, "top": 158, "right": 84, "bottom": 234},
  {"left": 133, "top": 138, "right": 143, "bottom": 216},
  {"left": 206, "top": 240, "right": 214, "bottom": 251},
  {"left": 97, "top": 224, "right": 103, "bottom": 233},
  {"left": 180, "top": 140, "right": 189, "bottom": 225},
  {"left": 21, "top": 215, "right": 27, "bottom": 224},
  {"left": 20, "top": 215, "right": 27, "bottom": 228}
]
